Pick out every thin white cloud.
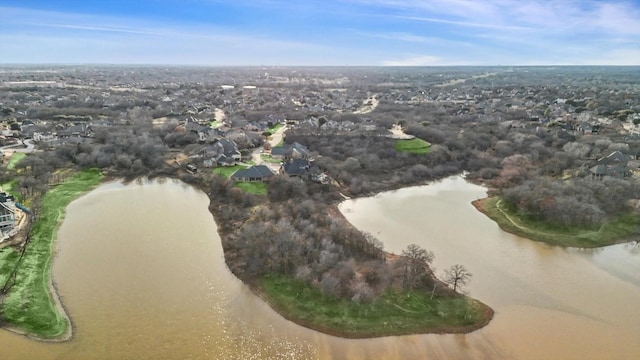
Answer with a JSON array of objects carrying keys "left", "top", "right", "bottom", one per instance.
[
  {"left": 349, "top": 0, "right": 498, "bottom": 17},
  {"left": 356, "top": 31, "right": 444, "bottom": 43},
  {"left": 28, "top": 23, "right": 162, "bottom": 36},
  {"left": 351, "top": 0, "right": 640, "bottom": 36},
  {"left": 355, "top": 30, "right": 480, "bottom": 52},
  {"left": 0, "top": 6, "right": 330, "bottom": 64},
  {"left": 1, "top": 6, "right": 325, "bottom": 47},
  {"left": 396, "top": 15, "right": 533, "bottom": 31},
  {"left": 381, "top": 55, "right": 468, "bottom": 66}
]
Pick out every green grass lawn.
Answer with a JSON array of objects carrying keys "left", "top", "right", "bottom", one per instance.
[
  {"left": 0, "top": 246, "right": 20, "bottom": 288},
  {"left": 212, "top": 165, "right": 268, "bottom": 195},
  {"left": 395, "top": 138, "right": 431, "bottom": 154},
  {"left": 476, "top": 197, "right": 640, "bottom": 247},
  {"left": 260, "top": 275, "right": 489, "bottom": 338},
  {"left": 209, "top": 120, "right": 218, "bottom": 128},
  {"left": 7, "top": 152, "right": 26, "bottom": 170},
  {"left": 1, "top": 168, "right": 103, "bottom": 339},
  {"left": 261, "top": 154, "right": 282, "bottom": 164},
  {"left": 234, "top": 181, "right": 268, "bottom": 195},
  {"left": 212, "top": 164, "right": 248, "bottom": 178}
]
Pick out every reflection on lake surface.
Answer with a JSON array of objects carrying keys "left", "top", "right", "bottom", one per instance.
[{"left": 1, "top": 176, "right": 639, "bottom": 359}]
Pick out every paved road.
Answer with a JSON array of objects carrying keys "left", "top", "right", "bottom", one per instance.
[
  {"left": 269, "top": 125, "right": 286, "bottom": 149},
  {"left": 251, "top": 124, "right": 287, "bottom": 170},
  {"left": 0, "top": 139, "right": 36, "bottom": 153}
]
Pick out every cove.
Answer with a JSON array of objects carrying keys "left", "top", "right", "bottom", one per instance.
[{"left": 339, "top": 175, "right": 640, "bottom": 359}]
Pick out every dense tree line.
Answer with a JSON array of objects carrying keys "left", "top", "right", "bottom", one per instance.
[
  {"left": 286, "top": 131, "right": 463, "bottom": 196},
  {"left": 4, "top": 123, "right": 171, "bottom": 213},
  {"left": 53, "top": 126, "right": 169, "bottom": 178},
  {"left": 502, "top": 177, "right": 639, "bottom": 228}
]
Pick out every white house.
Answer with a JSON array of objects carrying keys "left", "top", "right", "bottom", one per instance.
[{"left": 0, "top": 192, "right": 16, "bottom": 239}]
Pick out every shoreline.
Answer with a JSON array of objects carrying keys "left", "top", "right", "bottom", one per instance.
[
  {"left": 0, "top": 169, "right": 102, "bottom": 341},
  {"left": 0, "top": 227, "right": 74, "bottom": 342},
  {"left": 244, "top": 273, "right": 494, "bottom": 339},
  {"left": 472, "top": 196, "right": 640, "bottom": 248},
  {"left": 0, "top": 275, "right": 73, "bottom": 342}
]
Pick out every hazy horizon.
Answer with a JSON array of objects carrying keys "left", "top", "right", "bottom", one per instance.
[{"left": 2, "top": 64, "right": 640, "bottom": 69}]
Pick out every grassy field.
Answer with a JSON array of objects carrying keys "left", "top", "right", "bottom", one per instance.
[
  {"left": 209, "top": 120, "right": 218, "bottom": 128},
  {"left": 234, "top": 182, "right": 268, "bottom": 195},
  {"left": 0, "top": 246, "right": 20, "bottom": 288},
  {"left": 6, "top": 152, "right": 26, "bottom": 170},
  {"left": 395, "top": 138, "right": 431, "bottom": 154},
  {"left": 260, "top": 275, "right": 490, "bottom": 338},
  {"left": 475, "top": 197, "right": 640, "bottom": 247},
  {"left": 1, "top": 168, "right": 103, "bottom": 339}
]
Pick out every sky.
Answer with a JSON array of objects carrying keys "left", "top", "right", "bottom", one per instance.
[{"left": 1, "top": 0, "right": 639, "bottom": 66}]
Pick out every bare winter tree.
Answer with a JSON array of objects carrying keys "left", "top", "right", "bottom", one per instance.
[
  {"left": 444, "top": 264, "right": 472, "bottom": 292},
  {"left": 398, "top": 244, "right": 435, "bottom": 290}
]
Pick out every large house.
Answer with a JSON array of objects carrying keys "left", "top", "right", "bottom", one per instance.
[
  {"left": 271, "top": 142, "right": 310, "bottom": 160},
  {"left": 57, "top": 123, "right": 93, "bottom": 138},
  {"left": 186, "top": 122, "right": 219, "bottom": 142},
  {"left": 231, "top": 165, "right": 275, "bottom": 182},
  {"left": 589, "top": 151, "right": 633, "bottom": 179},
  {"left": 202, "top": 139, "right": 242, "bottom": 167},
  {"left": 280, "top": 158, "right": 311, "bottom": 177}
]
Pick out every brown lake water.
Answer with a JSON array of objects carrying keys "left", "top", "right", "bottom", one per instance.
[{"left": 1, "top": 177, "right": 639, "bottom": 359}]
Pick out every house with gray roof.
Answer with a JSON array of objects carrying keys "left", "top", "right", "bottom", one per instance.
[
  {"left": 271, "top": 142, "right": 310, "bottom": 160},
  {"left": 280, "top": 158, "right": 311, "bottom": 177},
  {"left": 590, "top": 150, "right": 633, "bottom": 179},
  {"left": 202, "top": 139, "right": 241, "bottom": 167},
  {"left": 597, "top": 150, "right": 630, "bottom": 166},
  {"left": 231, "top": 165, "right": 275, "bottom": 182}
]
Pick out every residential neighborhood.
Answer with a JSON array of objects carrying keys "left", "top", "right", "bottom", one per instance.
[{"left": 3, "top": 67, "right": 640, "bottom": 189}]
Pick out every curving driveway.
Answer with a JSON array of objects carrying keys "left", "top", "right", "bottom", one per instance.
[
  {"left": 0, "top": 139, "right": 36, "bottom": 153},
  {"left": 251, "top": 124, "right": 287, "bottom": 170}
]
